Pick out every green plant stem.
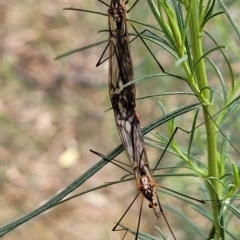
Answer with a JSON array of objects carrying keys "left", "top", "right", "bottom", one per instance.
[{"left": 188, "top": 2, "right": 222, "bottom": 239}]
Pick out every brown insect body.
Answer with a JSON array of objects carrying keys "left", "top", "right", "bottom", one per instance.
[{"left": 108, "top": 0, "right": 160, "bottom": 218}]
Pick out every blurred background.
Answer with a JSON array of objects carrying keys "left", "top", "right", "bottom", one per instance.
[{"left": 0, "top": 1, "right": 239, "bottom": 240}]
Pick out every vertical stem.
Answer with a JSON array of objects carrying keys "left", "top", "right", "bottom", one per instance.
[{"left": 188, "top": 1, "right": 222, "bottom": 239}]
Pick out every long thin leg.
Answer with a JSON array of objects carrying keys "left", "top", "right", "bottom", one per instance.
[
  {"left": 156, "top": 194, "right": 177, "bottom": 240},
  {"left": 158, "top": 185, "right": 205, "bottom": 204},
  {"left": 96, "top": 41, "right": 110, "bottom": 66},
  {"left": 90, "top": 149, "right": 133, "bottom": 174},
  {"left": 135, "top": 196, "right": 144, "bottom": 240},
  {"left": 98, "top": 0, "right": 109, "bottom": 7},
  {"left": 125, "top": 16, "right": 239, "bottom": 156},
  {"left": 112, "top": 193, "right": 140, "bottom": 233},
  {"left": 127, "top": 0, "right": 139, "bottom": 13}
]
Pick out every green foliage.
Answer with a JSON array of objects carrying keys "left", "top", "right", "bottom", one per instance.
[{"left": 144, "top": 0, "right": 240, "bottom": 239}]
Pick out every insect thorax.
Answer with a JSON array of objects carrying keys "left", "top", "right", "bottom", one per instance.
[
  {"left": 109, "top": 0, "right": 126, "bottom": 36},
  {"left": 139, "top": 175, "right": 158, "bottom": 208}
]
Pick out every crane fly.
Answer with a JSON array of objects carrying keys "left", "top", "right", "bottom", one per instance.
[
  {"left": 108, "top": 0, "right": 159, "bottom": 216},
  {"left": 107, "top": 0, "right": 176, "bottom": 239},
  {"left": 61, "top": 0, "right": 176, "bottom": 238}
]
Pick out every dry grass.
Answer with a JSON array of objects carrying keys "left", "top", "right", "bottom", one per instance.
[
  {"left": 0, "top": 1, "right": 161, "bottom": 239},
  {"left": 0, "top": 1, "right": 239, "bottom": 240}
]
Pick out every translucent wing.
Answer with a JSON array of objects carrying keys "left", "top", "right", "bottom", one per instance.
[
  {"left": 108, "top": 0, "right": 161, "bottom": 218},
  {"left": 108, "top": 1, "right": 148, "bottom": 169}
]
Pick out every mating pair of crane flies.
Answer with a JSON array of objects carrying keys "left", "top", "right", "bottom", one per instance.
[
  {"left": 65, "top": 0, "right": 181, "bottom": 239},
  {"left": 98, "top": 0, "right": 205, "bottom": 239},
  {"left": 106, "top": 0, "right": 177, "bottom": 239}
]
